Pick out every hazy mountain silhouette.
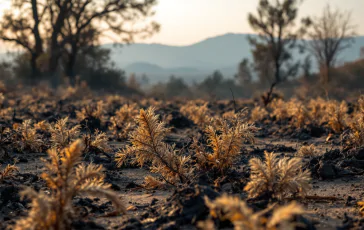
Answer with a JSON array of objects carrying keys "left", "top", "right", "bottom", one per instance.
[
  {"left": 105, "top": 33, "right": 364, "bottom": 83},
  {"left": 1, "top": 33, "right": 364, "bottom": 83}
]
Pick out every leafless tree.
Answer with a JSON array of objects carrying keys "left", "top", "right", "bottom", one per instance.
[
  {"left": 248, "top": 0, "right": 310, "bottom": 106},
  {"left": 307, "top": 4, "right": 356, "bottom": 84},
  {"left": 0, "top": 0, "right": 159, "bottom": 83}
]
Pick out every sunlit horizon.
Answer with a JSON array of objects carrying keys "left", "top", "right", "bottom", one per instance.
[{"left": 0, "top": 0, "right": 364, "bottom": 49}]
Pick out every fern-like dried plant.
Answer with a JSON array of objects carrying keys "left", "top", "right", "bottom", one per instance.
[
  {"left": 250, "top": 106, "right": 268, "bottom": 122},
  {"left": 200, "top": 194, "right": 306, "bottom": 230},
  {"left": 180, "top": 101, "right": 211, "bottom": 127},
  {"left": 326, "top": 101, "right": 348, "bottom": 133},
  {"left": 49, "top": 117, "right": 80, "bottom": 149},
  {"left": 83, "top": 129, "right": 111, "bottom": 155},
  {"left": 14, "top": 120, "right": 43, "bottom": 152},
  {"left": 109, "top": 103, "right": 139, "bottom": 139},
  {"left": 115, "top": 107, "right": 193, "bottom": 185},
  {"left": 288, "top": 100, "right": 309, "bottom": 129},
  {"left": 13, "top": 140, "right": 125, "bottom": 230},
  {"left": 193, "top": 110, "right": 256, "bottom": 173},
  {"left": 307, "top": 97, "right": 327, "bottom": 126},
  {"left": 0, "top": 160, "right": 19, "bottom": 182},
  {"left": 357, "top": 200, "right": 364, "bottom": 216},
  {"left": 296, "top": 144, "right": 319, "bottom": 157},
  {"left": 269, "top": 99, "right": 290, "bottom": 122},
  {"left": 244, "top": 151, "right": 311, "bottom": 199},
  {"left": 344, "top": 97, "right": 364, "bottom": 149},
  {"left": 76, "top": 100, "right": 105, "bottom": 121},
  {"left": 34, "top": 120, "right": 51, "bottom": 132}
]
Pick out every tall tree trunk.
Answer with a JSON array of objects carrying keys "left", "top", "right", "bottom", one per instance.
[
  {"left": 48, "top": 1, "right": 70, "bottom": 75},
  {"left": 66, "top": 47, "right": 78, "bottom": 86},
  {"left": 31, "top": 0, "right": 43, "bottom": 56}
]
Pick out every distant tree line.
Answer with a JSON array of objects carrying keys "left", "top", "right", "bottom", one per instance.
[
  {"left": 0, "top": 0, "right": 360, "bottom": 100},
  {"left": 0, "top": 0, "right": 159, "bottom": 89}
]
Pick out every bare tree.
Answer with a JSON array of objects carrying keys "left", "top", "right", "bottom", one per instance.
[
  {"left": 0, "top": 0, "right": 47, "bottom": 79},
  {"left": 248, "top": 0, "right": 310, "bottom": 105},
  {"left": 0, "top": 0, "right": 159, "bottom": 83},
  {"left": 307, "top": 4, "right": 356, "bottom": 84}
]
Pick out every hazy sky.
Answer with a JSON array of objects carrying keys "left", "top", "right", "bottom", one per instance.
[
  {"left": 0, "top": 0, "right": 364, "bottom": 47},
  {"left": 146, "top": 0, "right": 364, "bottom": 45}
]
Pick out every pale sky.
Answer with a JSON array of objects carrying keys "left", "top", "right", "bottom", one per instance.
[
  {"left": 0, "top": 0, "right": 364, "bottom": 47},
  {"left": 146, "top": 0, "right": 364, "bottom": 45}
]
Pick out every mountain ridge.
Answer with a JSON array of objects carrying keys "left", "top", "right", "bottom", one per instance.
[{"left": 1, "top": 33, "right": 364, "bottom": 83}]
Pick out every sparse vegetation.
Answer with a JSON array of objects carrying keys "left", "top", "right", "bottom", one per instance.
[
  {"left": 116, "top": 107, "right": 193, "bottom": 185},
  {"left": 13, "top": 140, "right": 125, "bottom": 230},
  {"left": 201, "top": 194, "right": 306, "bottom": 230},
  {"left": 0, "top": 0, "right": 363, "bottom": 228},
  {"left": 244, "top": 151, "right": 311, "bottom": 199}
]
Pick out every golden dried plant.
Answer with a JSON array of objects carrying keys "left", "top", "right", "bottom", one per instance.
[
  {"left": 49, "top": 117, "right": 80, "bottom": 149},
  {"left": 34, "top": 120, "right": 51, "bottom": 132},
  {"left": 326, "top": 101, "right": 348, "bottom": 133},
  {"left": 250, "top": 106, "right": 268, "bottom": 122},
  {"left": 83, "top": 129, "right": 111, "bottom": 154},
  {"left": 109, "top": 103, "right": 139, "bottom": 139},
  {"left": 307, "top": 97, "right": 327, "bottom": 125},
  {"left": 200, "top": 194, "right": 306, "bottom": 230},
  {"left": 180, "top": 101, "right": 211, "bottom": 127},
  {"left": 192, "top": 110, "right": 256, "bottom": 173},
  {"left": 14, "top": 120, "right": 43, "bottom": 152},
  {"left": 76, "top": 100, "right": 105, "bottom": 121},
  {"left": 143, "top": 175, "right": 167, "bottom": 190},
  {"left": 13, "top": 140, "right": 125, "bottom": 230},
  {"left": 296, "top": 144, "right": 319, "bottom": 157},
  {"left": 344, "top": 96, "right": 364, "bottom": 149},
  {"left": 0, "top": 93, "right": 4, "bottom": 106},
  {"left": 288, "top": 100, "right": 309, "bottom": 128},
  {"left": 357, "top": 201, "right": 364, "bottom": 216},
  {"left": 244, "top": 151, "right": 311, "bottom": 199},
  {"left": 0, "top": 160, "right": 19, "bottom": 182},
  {"left": 269, "top": 99, "right": 290, "bottom": 121},
  {"left": 115, "top": 107, "right": 193, "bottom": 185}
]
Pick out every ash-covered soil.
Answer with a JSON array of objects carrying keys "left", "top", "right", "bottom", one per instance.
[{"left": 1, "top": 85, "right": 364, "bottom": 230}]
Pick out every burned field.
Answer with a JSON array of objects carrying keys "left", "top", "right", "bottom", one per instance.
[{"left": 1, "top": 84, "right": 364, "bottom": 230}]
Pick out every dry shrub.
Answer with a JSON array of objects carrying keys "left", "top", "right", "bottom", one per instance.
[
  {"left": 115, "top": 107, "right": 193, "bottom": 185},
  {"left": 325, "top": 101, "right": 348, "bottom": 133},
  {"left": 34, "top": 120, "right": 51, "bottom": 132},
  {"left": 109, "top": 103, "right": 139, "bottom": 139},
  {"left": 0, "top": 160, "right": 19, "bottom": 182},
  {"left": 288, "top": 100, "right": 309, "bottom": 128},
  {"left": 180, "top": 101, "right": 211, "bottom": 127},
  {"left": 296, "top": 144, "right": 319, "bottom": 157},
  {"left": 269, "top": 99, "right": 290, "bottom": 121},
  {"left": 250, "top": 106, "right": 268, "bottom": 122},
  {"left": 307, "top": 97, "right": 327, "bottom": 125},
  {"left": 14, "top": 140, "right": 125, "bottom": 230},
  {"left": 192, "top": 110, "right": 256, "bottom": 173},
  {"left": 83, "top": 129, "right": 111, "bottom": 154},
  {"left": 344, "top": 96, "right": 364, "bottom": 149},
  {"left": 14, "top": 120, "right": 43, "bottom": 152},
  {"left": 200, "top": 194, "right": 306, "bottom": 230},
  {"left": 49, "top": 117, "right": 80, "bottom": 149},
  {"left": 76, "top": 100, "right": 105, "bottom": 121},
  {"left": 358, "top": 201, "right": 364, "bottom": 216},
  {"left": 244, "top": 151, "right": 311, "bottom": 199}
]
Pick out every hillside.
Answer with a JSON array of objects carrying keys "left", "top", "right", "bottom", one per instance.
[
  {"left": 106, "top": 33, "right": 364, "bottom": 82},
  {"left": 1, "top": 33, "right": 364, "bottom": 83}
]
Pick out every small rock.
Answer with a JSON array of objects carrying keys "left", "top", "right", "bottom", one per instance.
[{"left": 318, "top": 161, "right": 337, "bottom": 179}]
